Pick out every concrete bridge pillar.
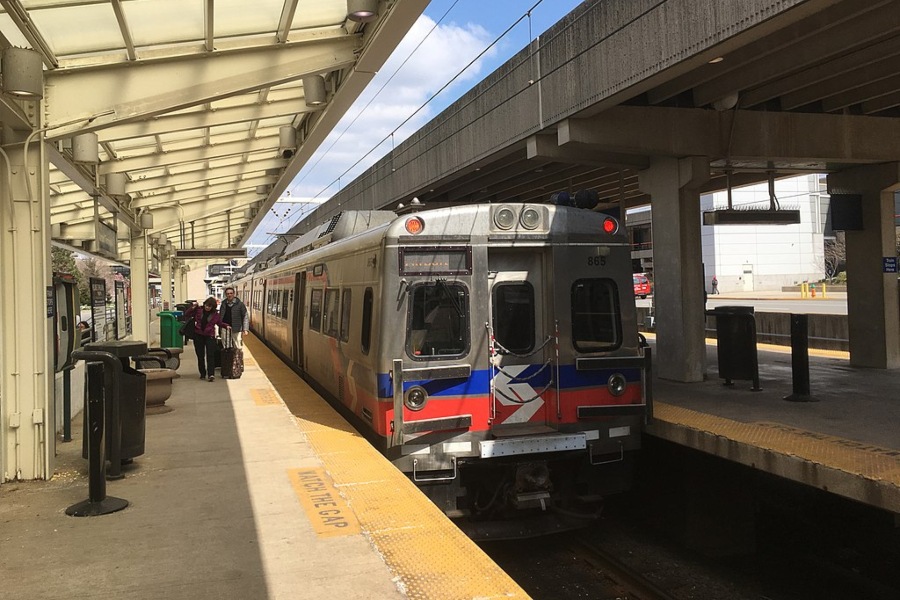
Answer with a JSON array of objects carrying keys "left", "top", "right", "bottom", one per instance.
[
  {"left": 827, "top": 164, "right": 900, "bottom": 369},
  {"left": 639, "top": 156, "right": 710, "bottom": 382}
]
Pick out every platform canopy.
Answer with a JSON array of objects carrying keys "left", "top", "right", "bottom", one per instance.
[{"left": 0, "top": 0, "right": 427, "bottom": 264}]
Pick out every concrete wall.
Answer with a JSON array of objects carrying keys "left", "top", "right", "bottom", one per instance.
[{"left": 637, "top": 306, "right": 848, "bottom": 351}]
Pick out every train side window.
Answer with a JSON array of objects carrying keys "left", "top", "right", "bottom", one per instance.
[
  {"left": 309, "top": 289, "right": 323, "bottom": 331},
  {"left": 361, "top": 287, "right": 373, "bottom": 354},
  {"left": 492, "top": 282, "right": 534, "bottom": 354},
  {"left": 324, "top": 289, "right": 340, "bottom": 338},
  {"left": 406, "top": 282, "right": 469, "bottom": 360},
  {"left": 340, "top": 289, "right": 352, "bottom": 342},
  {"left": 280, "top": 290, "right": 288, "bottom": 319},
  {"left": 571, "top": 279, "right": 621, "bottom": 352}
]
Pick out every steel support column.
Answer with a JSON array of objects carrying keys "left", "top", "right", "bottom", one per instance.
[
  {"left": 160, "top": 253, "right": 173, "bottom": 311},
  {"left": 0, "top": 131, "right": 54, "bottom": 481},
  {"left": 130, "top": 233, "right": 151, "bottom": 345}
]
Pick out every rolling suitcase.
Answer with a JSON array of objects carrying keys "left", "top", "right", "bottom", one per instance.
[{"left": 220, "top": 329, "right": 244, "bottom": 379}]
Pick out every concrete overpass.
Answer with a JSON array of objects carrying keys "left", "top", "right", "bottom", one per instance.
[{"left": 267, "top": 0, "right": 900, "bottom": 383}]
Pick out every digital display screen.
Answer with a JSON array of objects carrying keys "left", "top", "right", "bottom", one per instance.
[{"left": 400, "top": 247, "right": 471, "bottom": 275}]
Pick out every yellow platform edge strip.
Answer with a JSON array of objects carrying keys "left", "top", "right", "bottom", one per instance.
[
  {"left": 653, "top": 402, "right": 900, "bottom": 483},
  {"left": 242, "top": 334, "right": 529, "bottom": 600}
]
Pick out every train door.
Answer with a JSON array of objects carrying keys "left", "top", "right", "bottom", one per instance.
[
  {"left": 292, "top": 272, "right": 306, "bottom": 368},
  {"left": 259, "top": 279, "right": 268, "bottom": 339},
  {"left": 487, "top": 249, "right": 551, "bottom": 431}
]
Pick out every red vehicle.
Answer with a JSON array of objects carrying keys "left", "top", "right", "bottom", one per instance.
[{"left": 633, "top": 273, "right": 651, "bottom": 298}]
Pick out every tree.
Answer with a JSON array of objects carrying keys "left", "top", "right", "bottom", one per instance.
[
  {"left": 76, "top": 256, "right": 116, "bottom": 304},
  {"left": 51, "top": 247, "right": 89, "bottom": 305},
  {"left": 823, "top": 232, "right": 846, "bottom": 282}
]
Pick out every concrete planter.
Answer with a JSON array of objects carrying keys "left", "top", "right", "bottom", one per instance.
[{"left": 141, "top": 368, "right": 179, "bottom": 407}]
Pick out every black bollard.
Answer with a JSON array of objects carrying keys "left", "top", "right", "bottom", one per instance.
[
  {"left": 783, "top": 314, "right": 818, "bottom": 403},
  {"left": 66, "top": 354, "right": 129, "bottom": 517}
]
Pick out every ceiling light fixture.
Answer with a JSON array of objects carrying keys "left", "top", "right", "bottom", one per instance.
[
  {"left": 347, "top": 0, "right": 378, "bottom": 23},
  {"left": 72, "top": 132, "right": 99, "bottom": 164},
  {"left": 2, "top": 47, "right": 43, "bottom": 99},
  {"left": 302, "top": 74, "right": 327, "bottom": 107}
]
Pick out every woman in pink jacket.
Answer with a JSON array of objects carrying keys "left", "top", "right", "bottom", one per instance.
[{"left": 184, "top": 297, "right": 230, "bottom": 381}]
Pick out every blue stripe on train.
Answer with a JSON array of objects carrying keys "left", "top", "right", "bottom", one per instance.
[{"left": 377, "top": 364, "right": 642, "bottom": 399}]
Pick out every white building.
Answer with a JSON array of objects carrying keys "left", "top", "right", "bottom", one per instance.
[{"left": 627, "top": 174, "right": 830, "bottom": 293}]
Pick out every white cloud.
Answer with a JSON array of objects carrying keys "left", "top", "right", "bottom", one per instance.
[{"left": 249, "top": 16, "right": 496, "bottom": 251}]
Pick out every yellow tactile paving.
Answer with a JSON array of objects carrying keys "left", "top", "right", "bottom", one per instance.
[
  {"left": 250, "top": 388, "right": 282, "bottom": 406},
  {"left": 654, "top": 402, "right": 900, "bottom": 484},
  {"left": 243, "top": 336, "right": 529, "bottom": 600}
]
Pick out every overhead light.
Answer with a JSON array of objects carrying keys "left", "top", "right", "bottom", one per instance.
[
  {"left": 72, "top": 132, "right": 99, "bottom": 164},
  {"left": 301, "top": 74, "right": 327, "bottom": 107},
  {"left": 347, "top": 0, "right": 378, "bottom": 23},
  {"left": 106, "top": 172, "right": 127, "bottom": 197},
  {"left": 2, "top": 47, "right": 43, "bottom": 99},
  {"left": 279, "top": 126, "right": 297, "bottom": 159},
  {"left": 140, "top": 211, "right": 154, "bottom": 230},
  {"left": 712, "top": 92, "right": 739, "bottom": 111},
  {"left": 256, "top": 185, "right": 269, "bottom": 195},
  {"left": 708, "top": 56, "right": 724, "bottom": 64}
]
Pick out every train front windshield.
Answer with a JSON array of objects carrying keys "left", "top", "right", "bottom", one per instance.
[{"left": 407, "top": 282, "right": 469, "bottom": 359}]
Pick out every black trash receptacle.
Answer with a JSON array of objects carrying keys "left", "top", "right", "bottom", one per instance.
[
  {"left": 82, "top": 340, "right": 149, "bottom": 473},
  {"left": 706, "top": 306, "right": 761, "bottom": 390}
]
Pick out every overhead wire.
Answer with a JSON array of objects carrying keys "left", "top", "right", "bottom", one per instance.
[{"left": 263, "top": 0, "right": 547, "bottom": 247}]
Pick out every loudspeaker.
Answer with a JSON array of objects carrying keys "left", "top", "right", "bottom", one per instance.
[{"left": 830, "top": 194, "right": 863, "bottom": 231}]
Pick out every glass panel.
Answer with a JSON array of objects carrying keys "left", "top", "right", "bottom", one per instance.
[
  {"left": 340, "top": 289, "right": 351, "bottom": 342},
  {"left": 571, "top": 279, "right": 621, "bottom": 352},
  {"left": 407, "top": 283, "right": 469, "bottom": 359},
  {"left": 492, "top": 283, "right": 534, "bottom": 354},
  {"left": 361, "top": 288, "right": 373, "bottom": 354},
  {"left": 323, "top": 289, "right": 340, "bottom": 338},
  {"left": 280, "top": 289, "right": 288, "bottom": 319},
  {"left": 309, "top": 288, "right": 322, "bottom": 331},
  {"left": 31, "top": 5, "right": 123, "bottom": 56},
  {"left": 125, "top": 0, "right": 204, "bottom": 47},
  {"left": 215, "top": 0, "right": 282, "bottom": 37}
]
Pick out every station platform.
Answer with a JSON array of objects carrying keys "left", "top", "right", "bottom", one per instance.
[
  {"left": 644, "top": 336, "right": 900, "bottom": 515},
  {"left": 0, "top": 336, "right": 527, "bottom": 600}
]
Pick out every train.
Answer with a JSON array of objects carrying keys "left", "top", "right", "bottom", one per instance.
[{"left": 232, "top": 202, "right": 652, "bottom": 537}]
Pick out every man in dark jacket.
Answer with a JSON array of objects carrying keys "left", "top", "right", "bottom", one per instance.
[{"left": 219, "top": 287, "right": 249, "bottom": 347}]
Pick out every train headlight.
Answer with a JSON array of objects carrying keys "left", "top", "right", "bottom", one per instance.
[
  {"left": 404, "top": 386, "right": 428, "bottom": 411},
  {"left": 494, "top": 206, "right": 516, "bottom": 230},
  {"left": 405, "top": 217, "right": 424, "bottom": 234},
  {"left": 607, "top": 373, "right": 627, "bottom": 396},
  {"left": 520, "top": 207, "right": 541, "bottom": 230}
]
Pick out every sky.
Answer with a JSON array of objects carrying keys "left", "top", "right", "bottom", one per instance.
[{"left": 247, "top": 0, "right": 584, "bottom": 255}]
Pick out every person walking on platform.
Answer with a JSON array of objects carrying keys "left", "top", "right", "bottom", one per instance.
[
  {"left": 185, "top": 297, "right": 230, "bottom": 381},
  {"left": 219, "top": 286, "right": 249, "bottom": 348},
  {"left": 711, "top": 275, "right": 720, "bottom": 295}
]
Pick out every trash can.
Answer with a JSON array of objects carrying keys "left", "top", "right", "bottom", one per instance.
[
  {"left": 82, "top": 340, "right": 149, "bottom": 473},
  {"left": 158, "top": 311, "right": 184, "bottom": 348},
  {"left": 706, "top": 306, "right": 761, "bottom": 390}
]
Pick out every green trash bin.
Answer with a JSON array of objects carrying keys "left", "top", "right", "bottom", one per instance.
[{"left": 157, "top": 311, "right": 184, "bottom": 348}]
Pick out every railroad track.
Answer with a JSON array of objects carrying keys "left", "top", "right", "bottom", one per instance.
[{"left": 574, "top": 539, "right": 678, "bottom": 600}]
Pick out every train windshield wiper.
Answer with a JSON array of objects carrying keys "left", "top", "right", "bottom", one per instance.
[{"left": 435, "top": 278, "right": 463, "bottom": 317}]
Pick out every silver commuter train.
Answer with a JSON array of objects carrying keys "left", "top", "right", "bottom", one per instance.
[{"left": 233, "top": 203, "right": 652, "bottom": 535}]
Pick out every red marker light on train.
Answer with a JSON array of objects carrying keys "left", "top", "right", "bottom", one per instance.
[
  {"left": 405, "top": 217, "right": 424, "bottom": 234},
  {"left": 602, "top": 217, "right": 618, "bottom": 234}
]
